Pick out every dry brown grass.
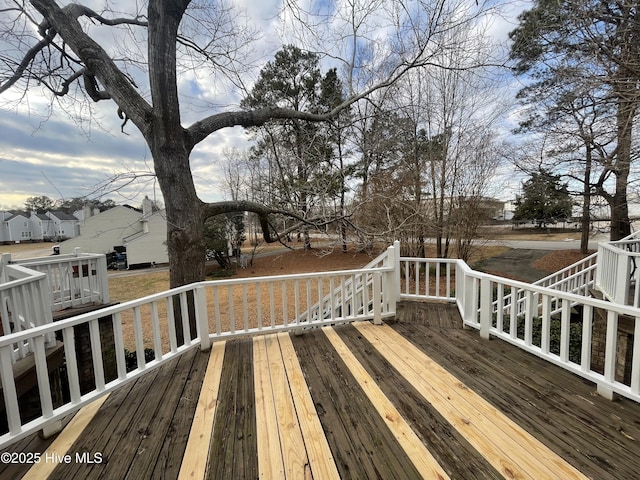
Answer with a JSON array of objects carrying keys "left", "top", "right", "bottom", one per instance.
[
  {"left": 104, "top": 243, "right": 587, "bottom": 352},
  {"left": 109, "top": 246, "right": 383, "bottom": 351}
]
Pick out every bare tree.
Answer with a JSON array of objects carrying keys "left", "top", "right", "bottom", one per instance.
[
  {"left": 1, "top": 0, "right": 498, "bottom": 289},
  {"left": 510, "top": 0, "right": 640, "bottom": 240}
]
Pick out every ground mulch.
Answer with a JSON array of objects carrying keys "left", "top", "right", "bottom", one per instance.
[
  {"left": 108, "top": 244, "right": 594, "bottom": 351},
  {"left": 531, "top": 249, "right": 594, "bottom": 273}
]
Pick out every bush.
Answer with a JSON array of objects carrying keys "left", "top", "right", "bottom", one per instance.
[
  {"left": 501, "top": 315, "right": 582, "bottom": 363},
  {"left": 124, "top": 348, "right": 156, "bottom": 372}
]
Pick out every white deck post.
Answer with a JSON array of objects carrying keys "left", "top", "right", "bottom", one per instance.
[
  {"left": 614, "top": 253, "right": 630, "bottom": 304},
  {"left": 195, "top": 286, "right": 211, "bottom": 351},
  {"left": 479, "top": 277, "right": 491, "bottom": 340},
  {"left": 0, "top": 253, "right": 10, "bottom": 283},
  {"left": 373, "top": 271, "right": 382, "bottom": 325},
  {"left": 598, "top": 310, "right": 619, "bottom": 400},
  {"left": 383, "top": 241, "right": 401, "bottom": 317},
  {"left": 462, "top": 275, "right": 477, "bottom": 327},
  {"left": 96, "top": 254, "right": 110, "bottom": 304}
]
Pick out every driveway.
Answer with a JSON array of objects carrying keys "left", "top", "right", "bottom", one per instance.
[{"left": 474, "top": 248, "right": 551, "bottom": 283}]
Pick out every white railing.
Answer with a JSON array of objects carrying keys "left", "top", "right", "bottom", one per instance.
[
  {"left": 0, "top": 262, "right": 55, "bottom": 363},
  {"left": 10, "top": 248, "right": 110, "bottom": 311},
  {"left": 0, "top": 263, "right": 393, "bottom": 448},
  {"left": 399, "top": 256, "right": 458, "bottom": 301},
  {"left": 4, "top": 239, "right": 640, "bottom": 450},
  {"left": 298, "top": 243, "right": 399, "bottom": 325},
  {"left": 399, "top": 253, "right": 640, "bottom": 406},
  {"left": 534, "top": 252, "right": 598, "bottom": 295},
  {"left": 596, "top": 237, "right": 640, "bottom": 307}
]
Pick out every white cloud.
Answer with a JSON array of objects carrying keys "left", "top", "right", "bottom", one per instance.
[{"left": 0, "top": 0, "right": 526, "bottom": 210}]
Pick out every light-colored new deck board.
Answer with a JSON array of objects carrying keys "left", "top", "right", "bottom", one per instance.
[
  {"left": 277, "top": 332, "right": 341, "bottom": 480},
  {"left": 22, "top": 394, "right": 110, "bottom": 480},
  {"left": 322, "top": 326, "right": 450, "bottom": 480},
  {"left": 253, "top": 335, "right": 286, "bottom": 479},
  {"left": 178, "top": 341, "right": 226, "bottom": 480},
  {"left": 354, "top": 322, "right": 588, "bottom": 480},
  {"left": 264, "top": 334, "right": 308, "bottom": 478}
]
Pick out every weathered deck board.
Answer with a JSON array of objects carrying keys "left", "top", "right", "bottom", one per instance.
[
  {"left": 49, "top": 365, "right": 156, "bottom": 479},
  {"left": 49, "top": 347, "right": 208, "bottom": 480},
  {"left": 208, "top": 339, "right": 257, "bottom": 479},
  {"left": 21, "top": 395, "right": 109, "bottom": 480},
  {"left": 6, "top": 303, "right": 640, "bottom": 480},
  {"left": 0, "top": 412, "right": 75, "bottom": 480},
  {"left": 393, "top": 321, "right": 640, "bottom": 480},
  {"left": 335, "top": 323, "right": 502, "bottom": 480},
  {"left": 291, "top": 327, "right": 425, "bottom": 479},
  {"left": 151, "top": 349, "right": 212, "bottom": 479},
  {"left": 354, "top": 322, "right": 588, "bottom": 480},
  {"left": 322, "top": 326, "right": 450, "bottom": 479}
]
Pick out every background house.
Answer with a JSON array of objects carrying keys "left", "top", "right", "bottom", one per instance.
[
  {"left": 123, "top": 208, "right": 168, "bottom": 266},
  {"left": 59, "top": 198, "right": 168, "bottom": 267},
  {"left": 1, "top": 213, "right": 32, "bottom": 243},
  {"left": 29, "top": 213, "right": 56, "bottom": 241},
  {"left": 59, "top": 205, "right": 143, "bottom": 255},
  {"left": 46, "top": 211, "right": 79, "bottom": 240}
]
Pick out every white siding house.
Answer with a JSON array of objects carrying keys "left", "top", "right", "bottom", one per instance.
[
  {"left": 30, "top": 213, "right": 56, "bottom": 241},
  {"left": 1, "top": 214, "right": 32, "bottom": 243},
  {"left": 124, "top": 210, "right": 169, "bottom": 266},
  {"left": 46, "top": 211, "right": 79, "bottom": 240},
  {"left": 0, "top": 212, "right": 8, "bottom": 242},
  {"left": 59, "top": 200, "right": 168, "bottom": 267},
  {"left": 59, "top": 205, "right": 142, "bottom": 255}
]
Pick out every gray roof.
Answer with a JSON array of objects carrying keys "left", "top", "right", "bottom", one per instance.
[{"left": 50, "top": 211, "right": 79, "bottom": 221}]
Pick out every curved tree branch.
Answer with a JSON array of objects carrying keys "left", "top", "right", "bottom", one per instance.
[
  {"left": 29, "top": 0, "right": 154, "bottom": 136},
  {"left": 201, "top": 199, "right": 350, "bottom": 244},
  {"left": 0, "top": 27, "right": 56, "bottom": 94}
]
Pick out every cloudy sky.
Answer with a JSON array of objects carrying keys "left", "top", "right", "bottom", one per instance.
[{"left": 0, "top": 0, "right": 527, "bottom": 211}]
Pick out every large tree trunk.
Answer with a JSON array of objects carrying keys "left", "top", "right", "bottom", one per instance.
[
  {"left": 580, "top": 145, "right": 592, "bottom": 254},
  {"left": 152, "top": 147, "right": 206, "bottom": 287},
  {"left": 609, "top": 94, "right": 635, "bottom": 241},
  {"left": 147, "top": 1, "right": 206, "bottom": 289}
]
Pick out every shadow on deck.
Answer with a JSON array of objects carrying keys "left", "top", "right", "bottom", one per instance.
[{"left": 2, "top": 302, "right": 640, "bottom": 479}]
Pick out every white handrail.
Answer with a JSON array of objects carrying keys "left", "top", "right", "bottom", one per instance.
[
  {"left": 4, "top": 238, "right": 640, "bottom": 451},
  {"left": 13, "top": 251, "right": 110, "bottom": 310},
  {"left": 0, "top": 263, "right": 394, "bottom": 449},
  {"left": 0, "top": 263, "right": 55, "bottom": 362}
]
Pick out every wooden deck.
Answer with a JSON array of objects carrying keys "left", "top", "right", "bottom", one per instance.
[{"left": 3, "top": 303, "right": 640, "bottom": 479}]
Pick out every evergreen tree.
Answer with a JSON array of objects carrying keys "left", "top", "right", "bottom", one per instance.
[
  {"left": 509, "top": 0, "right": 640, "bottom": 240},
  {"left": 514, "top": 170, "right": 573, "bottom": 227}
]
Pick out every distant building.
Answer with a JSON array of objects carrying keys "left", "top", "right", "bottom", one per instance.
[
  {"left": 46, "top": 211, "right": 79, "bottom": 240},
  {"left": 1, "top": 213, "right": 32, "bottom": 243},
  {"left": 30, "top": 213, "right": 56, "bottom": 241},
  {"left": 59, "top": 197, "right": 168, "bottom": 267},
  {"left": 123, "top": 206, "right": 169, "bottom": 266},
  {"left": 59, "top": 205, "right": 143, "bottom": 255}
]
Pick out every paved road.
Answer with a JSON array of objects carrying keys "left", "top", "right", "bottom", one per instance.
[
  {"left": 489, "top": 238, "right": 603, "bottom": 251},
  {"left": 475, "top": 231, "right": 609, "bottom": 251}
]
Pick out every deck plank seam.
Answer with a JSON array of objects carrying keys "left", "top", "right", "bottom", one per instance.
[
  {"left": 354, "top": 321, "right": 589, "bottom": 480},
  {"left": 177, "top": 341, "right": 226, "bottom": 480}
]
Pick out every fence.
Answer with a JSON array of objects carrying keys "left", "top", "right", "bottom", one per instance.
[
  {"left": 10, "top": 248, "right": 110, "bottom": 311},
  {"left": 596, "top": 235, "right": 640, "bottom": 307},
  {"left": 2, "top": 239, "right": 640, "bottom": 450}
]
